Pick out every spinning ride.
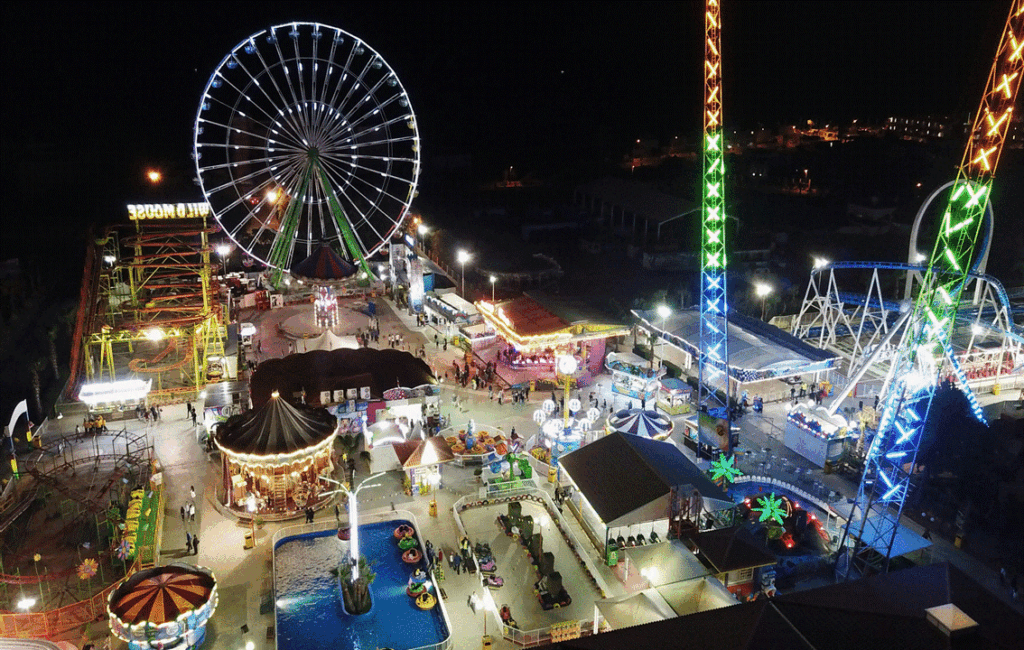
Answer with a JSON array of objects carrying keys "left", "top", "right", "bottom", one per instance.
[{"left": 194, "top": 22, "right": 421, "bottom": 277}]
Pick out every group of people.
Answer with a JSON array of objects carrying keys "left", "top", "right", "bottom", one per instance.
[
  {"left": 790, "top": 380, "right": 829, "bottom": 406},
  {"left": 133, "top": 404, "right": 162, "bottom": 423},
  {"left": 355, "top": 326, "right": 379, "bottom": 347},
  {"left": 181, "top": 485, "right": 200, "bottom": 555}
]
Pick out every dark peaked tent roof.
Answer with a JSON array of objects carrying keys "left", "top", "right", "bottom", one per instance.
[
  {"left": 693, "top": 526, "right": 777, "bottom": 574},
  {"left": 215, "top": 393, "right": 336, "bottom": 456},
  {"left": 404, "top": 436, "right": 456, "bottom": 469},
  {"left": 291, "top": 242, "right": 357, "bottom": 281},
  {"left": 249, "top": 347, "right": 436, "bottom": 408},
  {"left": 559, "top": 432, "right": 731, "bottom": 527},
  {"left": 540, "top": 562, "right": 1024, "bottom": 650}
]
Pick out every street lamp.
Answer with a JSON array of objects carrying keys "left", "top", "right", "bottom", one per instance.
[
  {"left": 654, "top": 305, "right": 671, "bottom": 371},
  {"left": 330, "top": 471, "right": 386, "bottom": 582},
  {"left": 755, "top": 282, "right": 772, "bottom": 321},
  {"left": 216, "top": 243, "right": 231, "bottom": 276},
  {"left": 812, "top": 256, "right": 830, "bottom": 270},
  {"left": 457, "top": 250, "right": 471, "bottom": 297},
  {"left": 490, "top": 275, "right": 496, "bottom": 302},
  {"left": 417, "top": 223, "right": 429, "bottom": 236},
  {"left": 146, "top": 169, "right": 162, "bottom": 184}
]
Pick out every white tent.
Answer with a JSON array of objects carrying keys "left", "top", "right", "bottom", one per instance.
[
  {"left": 595, "top": 589, "right": 679, "bottom": 631},
  {"left": 294, "top": 330, "right": 360, "bottom": 353}
]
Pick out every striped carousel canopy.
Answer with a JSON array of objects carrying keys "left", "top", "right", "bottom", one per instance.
[
  {"left": 291, "top": 242, "right": 358, "bottom": 282},
  {"left": 109, "top": 563, "right": 216, "bottom": 625},
  {"left": 608, "top": 408, "right": 673, "bottom": 440}
]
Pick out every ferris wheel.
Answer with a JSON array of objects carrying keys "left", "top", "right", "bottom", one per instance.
[{"left": 193, "top": 22, "right": 420, "bottom": 275}]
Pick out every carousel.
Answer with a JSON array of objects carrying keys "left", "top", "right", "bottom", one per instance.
[
  {"left": 291, "top": 242, "right": 359, "bottom": 330},
  {"left": 107, "top": 563, "right": 218, "bottom": 650},
  {"left": 606, "top": 408, "right": 674, "bottom": 441},
  {"left": 214, "top": 390, "right": 338, "bottom": 516}
]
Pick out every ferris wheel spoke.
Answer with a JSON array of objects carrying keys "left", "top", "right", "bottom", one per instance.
[
  {"left": 328, "top": 108, "right": 408, "bottom": 148},
  {"left": 322, "top": 148, "right": 417, "bottom": 165},
  {"left": 197, "top": 115, "right": 298, "bottom": 154},
  {"left": 246, "top": 45, "right": 311, "bottom": 144},
  {"left": 331, "top": 57, "right": 376, "bottom": 127},
  {"left": 222, "top": 48, "right": 310, "bottom": 146},
  {"left": 243, "top": 165, "right": 309, "bottom": 247},
  {"left": 209, "top": 71, "right": 304, "bottom": 148},
  {"left": 268, "top": 36, "right": 308, "bottom": 141},
  {"left": 317, "top": 159, "right": 388, "bottom": 249},
  {"left": 319, "top": 159, "right": 401, "bottom": 239},
  {"left": 196, "top": 153, "right": 299, "bottom": 175},
  {"left": 321, "top": 154, "right": 416, "bottom": 192}
]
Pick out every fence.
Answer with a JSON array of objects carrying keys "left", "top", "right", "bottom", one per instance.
[
  {"left": 0, "top": 564, "right": 132, "bottom": 639},
  {"left": 451, "top": 489, "right": 612, "bottom": 646},
  {"left": 271, "top": 509, "right": 454, "bottom": 650}
]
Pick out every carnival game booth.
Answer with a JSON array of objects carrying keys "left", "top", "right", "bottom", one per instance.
[
  {"left": 783, "top": 404, "right": 853, "bottom": 468},
  {"left": 606, "top": 351, "right": 663, "bottom": 402},
  {"left": 606, "top": 408, "right": 674, "bottom": 441},
  {"left": 657, "top": 377, "right": 692, "bottom": 415},
  {"left": 107, "top": 562, "right": 218, "bottom": 650},
  {"left": 559, "top": 432, "right": 732, "bottom": 557},
  {"left": 214, "top": 391, "right": 338, "bottom": 516},
  {"left": 402, "top": 436, "right": 456, "bottom": 494}
]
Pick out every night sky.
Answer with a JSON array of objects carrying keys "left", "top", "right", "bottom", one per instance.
[{"left": 0, "top": 1, "right": 1010, "bottom": 275}]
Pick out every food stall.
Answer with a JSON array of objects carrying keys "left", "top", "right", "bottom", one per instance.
[
  {"left": 657, "top": 377, "right": 692, "bottom": 415},
  {"left": 605, "top": 352, "right": 662, "bottom": 402},
  {"left": 783, "top": 404, "right": 851, "bottom": 467}
]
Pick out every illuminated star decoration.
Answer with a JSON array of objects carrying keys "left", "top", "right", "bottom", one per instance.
[
  {"left": 77, "top": 558, "right": 99, "bottom": 580},
  {"left": 752, "top": 493, "right": 787, "bottom": 525},
  {"left": 709, "top": 453, "right": 743, "bottom": 485}
]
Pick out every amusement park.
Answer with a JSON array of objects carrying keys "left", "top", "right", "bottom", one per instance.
[{"left": 1, "top": 2, "right": 1023, "bottom": 650}]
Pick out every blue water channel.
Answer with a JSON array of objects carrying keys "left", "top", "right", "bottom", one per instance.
[{"left": 275, "top": 520, "right": 449, "bottom": 650}]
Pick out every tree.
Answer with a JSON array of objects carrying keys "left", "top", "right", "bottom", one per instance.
[
  {"left": 337, "top": 555, "right": 376, "bottom": 615},
  {"left": 30, "top": 358, "right": 44, "bottom": 419},
  {"left": 46, "top": 325, "right": 60, "bottom": 378}
]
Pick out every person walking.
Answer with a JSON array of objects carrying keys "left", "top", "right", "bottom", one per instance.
[
  {"left": 180, "top": 505, "right": 186, "bottom": 522},
  {"left": 498, "top": 389, "right": 504, "bottom": 406},
  {"left": 189, "top": 503, "right": 196, "bottom": 522},
  {"left": 190, "top": 485, "right": 196, "bottom": 501},
  {"left": 334, "top": 503, "right": 341, "bottom": 522},
  {"left": 452, "top": 553, "right": 462, "bottom": 575},
  {"left": 192, "top": 534, "right": 199, "bottom": 555},
  {"left": 186, "top": 531, "right": 192, "bottom": 551}
]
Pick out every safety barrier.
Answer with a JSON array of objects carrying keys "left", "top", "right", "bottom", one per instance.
[
  {"left": 0, "top": 563, "right": 134, "bottom": 639},
  {"left": 271, "top": 509, "right": 454, "bottom": 650}
]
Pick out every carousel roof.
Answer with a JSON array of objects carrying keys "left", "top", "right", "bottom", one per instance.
[
  {"left": 404, "top": 436, "right": 456, "bottom": 469},
  {"left": 291, "top": 242, "right": 358, "bottom": 281},
  {"left": 608, "top": 408, "right": 673, "bottom": 439},
  {"left": 215, "top": 393, "right": 336, "bottom": 456},
  {"left": 108, "top": 563, "right": 216, "bottom": 626}
]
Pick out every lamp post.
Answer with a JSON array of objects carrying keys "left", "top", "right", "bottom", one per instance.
[
  {"left": 654, "top": 305, "right": 671, "bottom": 371},
  {"left": 755, "top": 282, "right": 772, "bottom": 321},
  {"left": 216, "top": 243, "right": 231, "bottom": 276},
  {"left": 490, "top": 275, "right": 496, "bottom": 302},
  {"left": 457, "top": 250, "right": 471, "bottom": 297},
  {"left": 330, "top": 471, "right": 386, "bottom": 582}
]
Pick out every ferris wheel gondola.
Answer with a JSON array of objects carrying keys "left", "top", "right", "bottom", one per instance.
[{"left": 193, "top": 22, "right": 421, "bottom": 276}]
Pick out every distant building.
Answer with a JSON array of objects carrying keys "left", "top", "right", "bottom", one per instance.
[{"left": 884, "top": 115, "right": 969, "bottom": 142}]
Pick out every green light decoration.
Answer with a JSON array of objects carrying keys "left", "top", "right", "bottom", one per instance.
[
  {"left": 752, "top": 493, "right": 787, "bottom": 525},
  {"left": 709, "top": 453, "right": 742, "bottom": 485}
]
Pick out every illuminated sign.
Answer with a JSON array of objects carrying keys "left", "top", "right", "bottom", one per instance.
[{"left": 127, "top": 202, "right": 211, "bottom": 220}]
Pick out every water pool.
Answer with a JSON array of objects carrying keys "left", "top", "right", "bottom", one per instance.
[{"left": 275, "top": 520, "right": 449, "bottom": 650}]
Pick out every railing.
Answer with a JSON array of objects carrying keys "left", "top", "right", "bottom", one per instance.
[
  {"left": 271, "top": 509, "right": 454, "bottom": 650},
  {"left": 734, "top": 475, "right": 839, "bottom": 520},
  {"left": 484, "top": 476, "right": 539, "bottom": 499},
  {"left": 0, "top": 563, "right": 133, "bottom": 639}
]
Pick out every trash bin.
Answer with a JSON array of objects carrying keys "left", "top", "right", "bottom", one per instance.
[
  {"left": 992, "top": 383, "right": 1001, "bottom": 396},
  {"left": 606, "top": 542, "right": 618, "bottom": 567}
]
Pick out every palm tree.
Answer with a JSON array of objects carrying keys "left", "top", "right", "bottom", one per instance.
[
  {"left": 46, "top": 325, "right": 60, "bottom": 379},
  {"left": 337, "top": 555, "right": 376, "bottom": 614},
  {"left": 30, "top": 359, "right": 44, "bottom": 419}
]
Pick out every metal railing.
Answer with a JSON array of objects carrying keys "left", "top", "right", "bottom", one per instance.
[{"left": 271, "top": 509, "right": 454, "bottom": 650}]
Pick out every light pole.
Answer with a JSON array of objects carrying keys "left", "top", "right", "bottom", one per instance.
[
  {"left": 655, "top": 305, "right": 671, "bottom": 371},
  {"left": 324, "top": 471, "right": 386, "bottom": 582},
  {"left": 457, "top": 249, "right": 471, "bottom": 297},
  {"left": 216, "top": 243, "right": 231, "bottom": 276},
  {"left": 490, "top": 275, "right": 496, "bottom": 302},
  {"left": 755, "top": 282, "right": 772, "bottom": 321}
]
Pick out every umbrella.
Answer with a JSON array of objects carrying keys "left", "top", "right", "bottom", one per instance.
[{"left": 111, "top": 569, "right": 215, "bottom": 624}]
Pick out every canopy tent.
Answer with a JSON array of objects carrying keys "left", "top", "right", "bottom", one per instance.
[
  {"left": 215, "top": 393, "right": 336, "bottom": 457},
  {"left": 290, "top": 242, "right": 358, "bottom": 282},
  {"left": 620, "top": 540, "right": 711, "bottom": 587},
  {"left": 607, "top": 409, "right": 673, "bottom": 440},
  {"left": 693, "top": 526, "right": 778, "bottom": 575},
  {"left": 369, "top": 444, "right": 403, "bottom": 473},
  {"left": 403, "top": 436, "right": 456, "bottom": 470},
  {"left": 595, "top": 589, "right": 679, "bottom": 631},
  {"left": 655, "top": 576, "right": 736, "bottom": 617},
  {"left": 214, "top": 393, "right": 338, "bottom": 515},
  {"left": 561, "top": 431, "right": 732, "bottom": 530},
  {"left": 294, "top": 330, "right": 360, "bottom": 353},
  {"left": 477, "top": 293, "right": 629, "bottom": 352}
]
